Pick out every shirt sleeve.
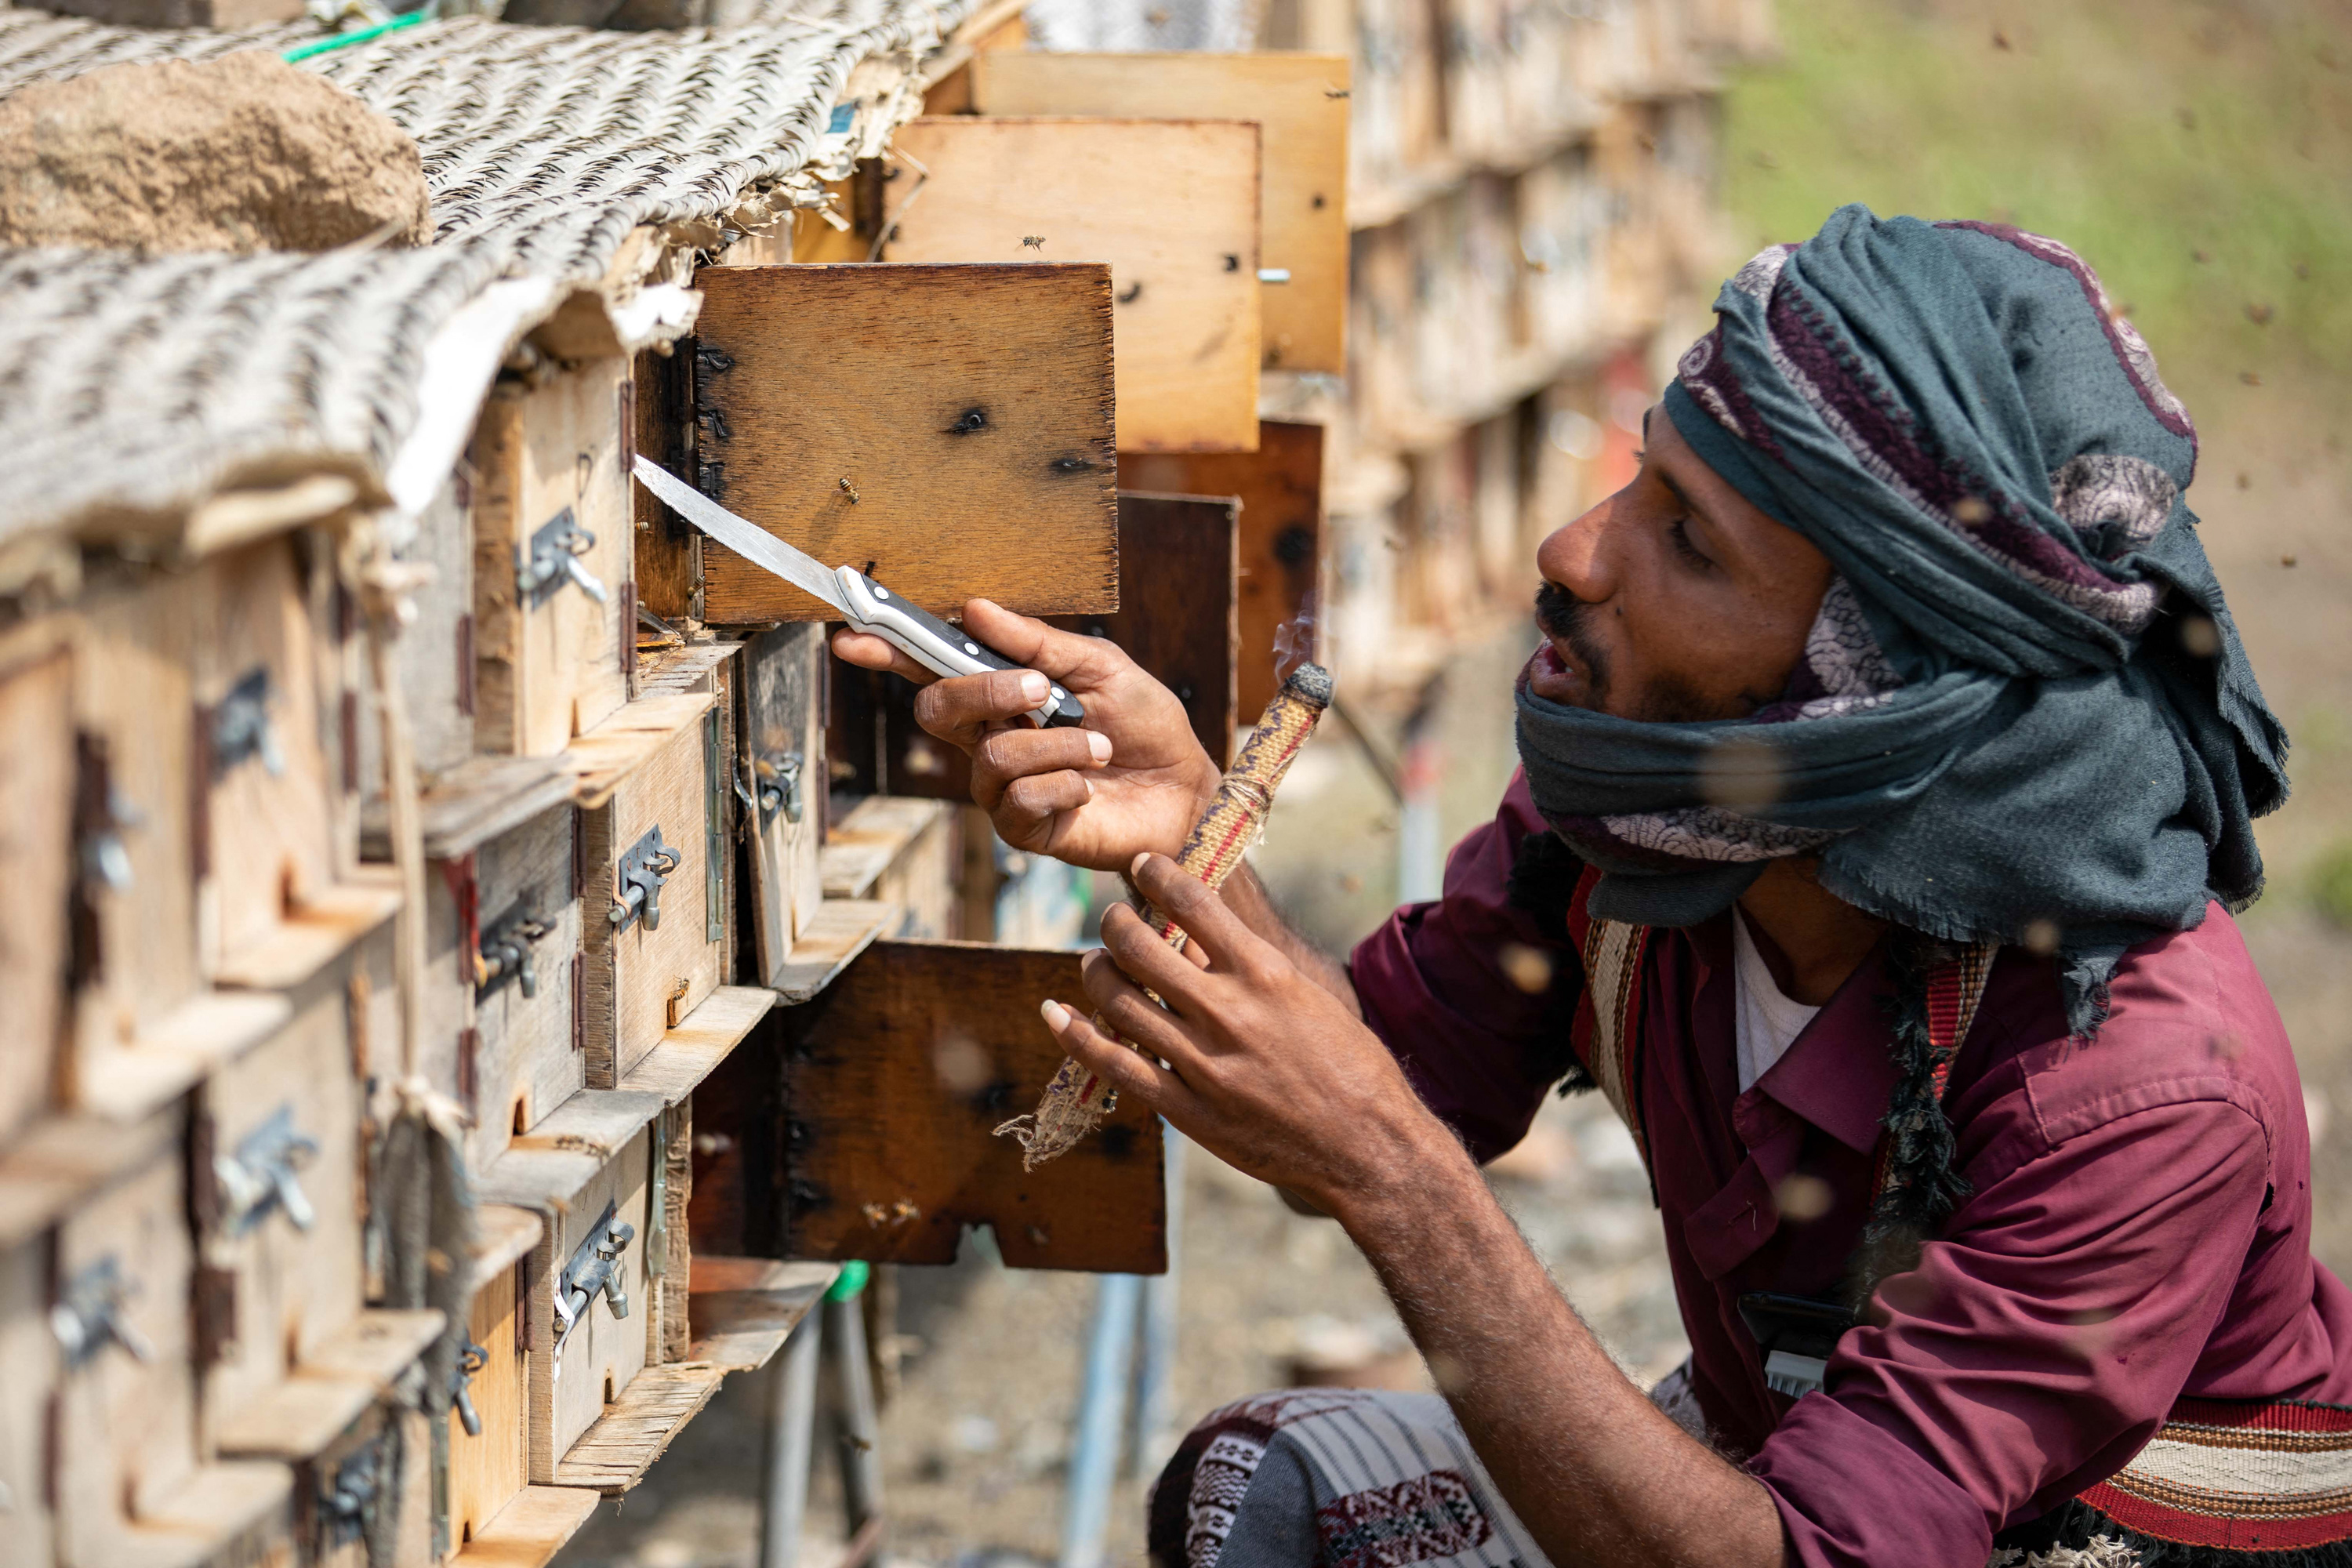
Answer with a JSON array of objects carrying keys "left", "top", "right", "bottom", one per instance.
[
  {"left": 1347, "top": 768, "right": 1585, "bottom": 1163},
  {"left": 1750, "top": 1096, "right": 2273, "bottom": 1568}
]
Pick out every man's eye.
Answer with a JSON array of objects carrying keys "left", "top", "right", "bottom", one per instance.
[{"left": 1668, "top": 517, "right": 1711, "bottom": 568}]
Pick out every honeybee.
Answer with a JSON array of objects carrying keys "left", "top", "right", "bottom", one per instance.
[
  {"left": 1021, "top": 235, "right": 1047, "bottom": 252},
  {"left": 838, "top": 477, "right": 860, "bottom": 504}
]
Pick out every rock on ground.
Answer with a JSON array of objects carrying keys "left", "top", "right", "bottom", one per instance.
[{"left": 0, "top": 51, "right": 431, "bottom": 253}]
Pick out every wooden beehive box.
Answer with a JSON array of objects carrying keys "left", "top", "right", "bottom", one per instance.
[
  {"left": 470, "top": 357, "right": 635, "bottom": 760},
  {"left": 49, "top": 1111, "right": 293, "bottom": 1568},
  {"left": 662, "top": 262, "right": 1119, "bottom": 625},
  {"left": 478, "top": 1088, "right": 664, "bottom": 1483},
  {"left": 285, "top": 1398, "right": 433, "bottom": 1568},
  {"left": 575, "top": 693, "right": 725, "bottom": 1090},
  {"left": 451, "top": 800, "right": 589, "bottom": 1169},
  {"left": 820, "top": 796, "right": 960, "bottom": 941},
  {"left": 969, "top": 51, "right": 1352, "bottom": 375},
  {"left": 738, "top": 624, "right": 826, "bottom": 979},
  {"left": 447, "top": 1205, "right": 543, "bottom": 1553},
  {"left": 0, "top": 618, "right": 73, "bottom": 1149},
  {"left": 194, "top": 954, "right": 368, "bottom": 1450},
  {"left": 884, "top": 120, "right": 1263, "bottom": 452}
]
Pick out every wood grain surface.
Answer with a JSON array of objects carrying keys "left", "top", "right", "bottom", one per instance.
[
  {"left": 467, "top": 803, "right": 586, "bottom": 1169},
  {"left": 971, "top": 53, "right": 1350, "bottom": 373},
  {"left": 550, "top": 1361, "right": 725, "bottom": 1494},
  {"left": 0, "top": 635, "right": 71, "bottom": 1145},
  {"left": 691, "top": 943, "right": 1165, "bottom": 1273},
  {"left": 887, "top": 118, "right": 1262, "bottom": 452},
  {"left": 1051, "top": 491, "right": 1240, "bottom": 768},
  {"left": 0, "top": 1237, "right": 55, "bottom": 1566},
  {"left": 739, "top": 625, "right": 826, "bottom": 977},
  {"left": 689, "top": 263, "right": 1117, "bottom": 623},
  {"left": 448, "top": 1257, "right": 529, "bottom": 1553},
  {"left": 1121, "top": 420, "right": 1326, "bottom": 723}
]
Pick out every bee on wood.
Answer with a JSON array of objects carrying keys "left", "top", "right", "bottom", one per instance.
[
  {"left": 838, "top": 477, "right": 860, "bottom": 504},
  {"left": 1021, "top": 235, "right": 1047, "bottom": 252}
]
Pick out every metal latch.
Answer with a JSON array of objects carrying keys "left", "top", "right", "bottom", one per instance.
[
  {"left": 212, "top": 667, "right": 285, "bottom": 779},
  {"left": 52, "top": 1256, "right": 155, "bottom": 1368},
  {"left": 754, "top": 750, "right": 805, "bottom": 826},
  {"left": 553, "top": 1199, "right": 635, "bottom": 1351},
  {"left": 517, "top": 507, "right": 609, "bottom": 607},
  {"left": 477, "top": 905, "right": 552, "bottom": 1000},
  {"left": 609, "top": 824, "right": 680, "bottom": 934},
  {"left": 319, "top": 1432, "right": 387, "bottom": 1545},
  {"left": 75, "top": 732, "right": 142, "bottom": 892},
  {"left": 449, "top": 1340, "right": 488, "bottom": 1437},
  {"left": 214, "top": 1104, "right": 319, "bottom": 1236}
]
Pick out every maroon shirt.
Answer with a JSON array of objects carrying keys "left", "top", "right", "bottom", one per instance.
[{"left": 1349, "top": 771, "right": 2352, "bottom": 1567}]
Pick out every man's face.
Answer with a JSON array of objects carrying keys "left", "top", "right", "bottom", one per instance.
[{"left": 1527, "top": 405, "right": 1835, "bottom": 722}]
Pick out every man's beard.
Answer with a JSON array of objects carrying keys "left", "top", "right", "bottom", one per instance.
[{"left": 1531, "top": 580, "right": 1726, "bottom": 724}]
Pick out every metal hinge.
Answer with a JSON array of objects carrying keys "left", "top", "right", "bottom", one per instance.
[
  {"left": 517, "top": 507, "right": 609, "bottom": 608},
  {"left": 477, "top": 904, "right": 553, "bottom": 1000},
  {"left": 214, "top": 1104, "right": 320, "bottom": 1236},
  {"left": 212, "top": 667, "right": 285, "bottom": 779},
  {"left": 448, "top": 1340, "right": 488, "bottom": 1437},
  {"left": 553, "top": 1199, "right": 635, "bottom": 1352},
  {"left": 609, "top": 824, "right": 680, "bottom": 935},
  {"left": 52, "top": 1257, "right": 154, "bottom": 1368},
  {"left": 318, "top": 1431, "right": 387, "bottom": 1546}
]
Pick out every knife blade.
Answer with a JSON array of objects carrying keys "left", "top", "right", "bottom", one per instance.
[{"left": 630, "top": 456, "right": 1084, "bottom": 729}]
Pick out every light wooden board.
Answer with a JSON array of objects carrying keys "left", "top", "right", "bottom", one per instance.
[
  {"left": 196, "top": 968, "right": 367, "bottom": 1450},
  {"left": 563, "top": 692, "right": 713, "bottom": 811},
  {"left": 469, "top": 802, "right": 586, "bottom": 1168},
  {"left": 767, "top": 898, "right": 899, "bottom": 1005},
  {"left": 0, "top": 1105, "right": 180, "bottom": 1253},
  {"left": 972, "top": 53, "right": 1350, "bottom": 373},
  {"left": 887, "top": 118, "right": 1263, "bottom": 453},
  {"left": 384, "top": 475, "right": 477, "bottom": 780},
  {"left": 0, "top": 1236, "right": 56, "bottom": 1568},
  {"left": 653, "top": 1101, "right": 693, "bottom": 1364},
  {"left": 193, "top": 536, "right": 337, "bottom": 981},
  {"left": 1121, "top": 419, "right": 1326, "bottom": 724},
  {"left": 686, "top": 1258, "right": 836, "bottom": 1372},
  {"left": 0, "top": 637, "right": 72, "bottom": 1145},
  {"left": 548, "top": 1361, "right": 724, "bottom": 1494},
  {"left": 125, "top": 1459, "right": 293, "bottom": 1568},
  {"left": 212, "top": 1306, "right": 444, "bottom": 1461},
  {"left": 387, "top": 754, "right": 575, "bottom": 862},
  {"left": 454, "top": 1484, "right": 599, "bottom": 1568},
  {"left": 618, "top": 986, "right": 776, "bottom": 1107},
  {"left": 450, "top": 1259, "right": 530, "bottom": 1555},
  {"left": 207, "top": 875, "right": 401, "bottom": 993},
  {"left": 1049, "top": 492, "right": 1240, "bottom": 768},
  {"left": 740, "top": 625, "right": 826, "bottom": 976},
  {"left": 68, "top": 570, "right": 202, "bottom": 1084},
  {"left": 692, "top": 942, "right": 1164, "bottom": 1272},
  {"left": 55, "top": 1146, "right": 201, "bottom": 1566},
  {"left": 684, "top": 263, "right": 1118, "bottom": 622},
  {"left": 580, "top": 713, "right": 719, "bottom": 1088},
  {"left": 470, "top": 358, "right": 634, "bottom": 759},
  {"left": 819, "top": 796, "right": 953, "bottom": 901},
  {"left": 70, "top": 991, "right": 290, "bottom": 1126}
]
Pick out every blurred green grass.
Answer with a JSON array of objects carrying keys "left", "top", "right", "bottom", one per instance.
[{"left": 1715, "top": 0, "right": 2352, "bottom": 392}]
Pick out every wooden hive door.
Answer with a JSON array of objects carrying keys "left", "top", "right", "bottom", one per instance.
[
  {"left": 739, "top": 625, "right": 826, "bottom": 980},
  {"left": 467, "top": 804, "right": 587, "bottom": 1167}
]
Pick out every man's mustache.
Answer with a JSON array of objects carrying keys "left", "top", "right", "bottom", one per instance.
[{"left": 1534, "top": 581, "right": 1611, "bottom": 702}]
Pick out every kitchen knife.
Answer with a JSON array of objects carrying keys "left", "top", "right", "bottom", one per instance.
[{"left": 631, "top": 456, "right": 1084, "bottom": 729}]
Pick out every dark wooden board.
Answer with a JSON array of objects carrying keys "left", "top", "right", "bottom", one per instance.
[
  {"left": 829, "top": 488, "right": 1240, "bottom": 795},
  {"left": 684, "top": 263, "right": 1118, "bottom": 625},
  {"left": 689, "top": 942, "right": 1164, "bottom": 1274},
  {"left": 1120, "top": 421, "right": 1324, "bottom": 724}
]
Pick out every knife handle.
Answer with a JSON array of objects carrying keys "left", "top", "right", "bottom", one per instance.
[{"left": 834, "top": 569, "right": 1087, "bottom": 729}]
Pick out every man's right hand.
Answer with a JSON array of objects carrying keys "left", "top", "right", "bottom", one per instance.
[{"left": 830, "top": 597, "right": 1221, "bottom": 873}]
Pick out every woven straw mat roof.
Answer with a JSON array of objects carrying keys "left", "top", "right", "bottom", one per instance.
[{"left": 0, "top": 0, "right": 970, "bottom": 571}]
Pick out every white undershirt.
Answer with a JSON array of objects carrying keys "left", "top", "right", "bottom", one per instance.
[{"left": 1733, "top": 910, "right": 1821, "bottom": 1093}]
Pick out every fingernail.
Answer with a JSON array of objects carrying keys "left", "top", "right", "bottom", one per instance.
[
  {"left": 1040, "top": 999, "right": 1069, "bottom": 1031},
  {"left": 1087, "top": 731, "right": 1112, "bottom": 763},
  {"left": 1131, "top": 851, "right": 1151, "bottom": 878},
  {"left": 1019, "top": 671, "right": 1051, "bottom": 703},
  {"left": 1084, "top": 778, "right": 1096, "bottom": 799}
]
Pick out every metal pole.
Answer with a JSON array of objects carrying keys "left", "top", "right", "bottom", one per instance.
[
  {"left": 826, "top": 1264, "right": 886, "bottom": 1534},
  {"left": 1060, "top": 1272, "right": 1143, "bottom": 1568},
  {"left": 758, "top": 1308, "right": 824, "bottom": 1568},
  {"left": 1129, "top": 1125, "right": 1186, "bottom": 1477}
]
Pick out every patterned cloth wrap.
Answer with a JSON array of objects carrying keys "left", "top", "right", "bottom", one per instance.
[{"left": 1511, "top": 204, "right": 2290, "bottom": 1034}]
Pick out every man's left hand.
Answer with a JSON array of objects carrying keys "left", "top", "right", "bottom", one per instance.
[{"left": 1043, "top": 851, "right": 1452, "bottom": 1219}]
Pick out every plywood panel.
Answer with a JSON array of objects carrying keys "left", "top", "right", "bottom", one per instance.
[
  {"left": 195, "top": 971, "right": 366, "bottom": 1452},
  {"left": 686, "top": 263, "right": 1118, "bottom": 623},
  {"left": 739, "top": 625, "right": 826, "bottom": 978},
  {"left": 195, "top": 537, "right": 337, "bottom": 978},
  {"left": 885, "top": 118, "right": 1262, "bottom": 452},
  {"left": 471, "top": 358, "right": 634, "bottom": 758},
  {"left": 0, "top": 637, "right": 71, "bottom": 1145},
  {"left": 579, "top": 711, "right": 720, "bottom": 1089},
  {"left": 448, "top": 1261, "right": 528, "bottom": 1554},
  {"left": 691, "top": 945, "right": 1164, "bottom": 1273},
  {"left": 972, "top": 53, "right": 1350, "bottom": 373},
  {"left": 1120, "top": 420, "right": 1326, "bottom": 722},
  {"left": 1050, "top": 492, "right": 1240, "bottom": 768}
]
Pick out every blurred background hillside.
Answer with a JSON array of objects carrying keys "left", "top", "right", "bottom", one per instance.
[{"left": 563, "top": 5, "right": 2352, "bottom": 1565}]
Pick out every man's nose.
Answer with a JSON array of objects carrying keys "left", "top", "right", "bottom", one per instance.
[{"left": 1535, "top": 500, "right": 1613, "bottom": 606}]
